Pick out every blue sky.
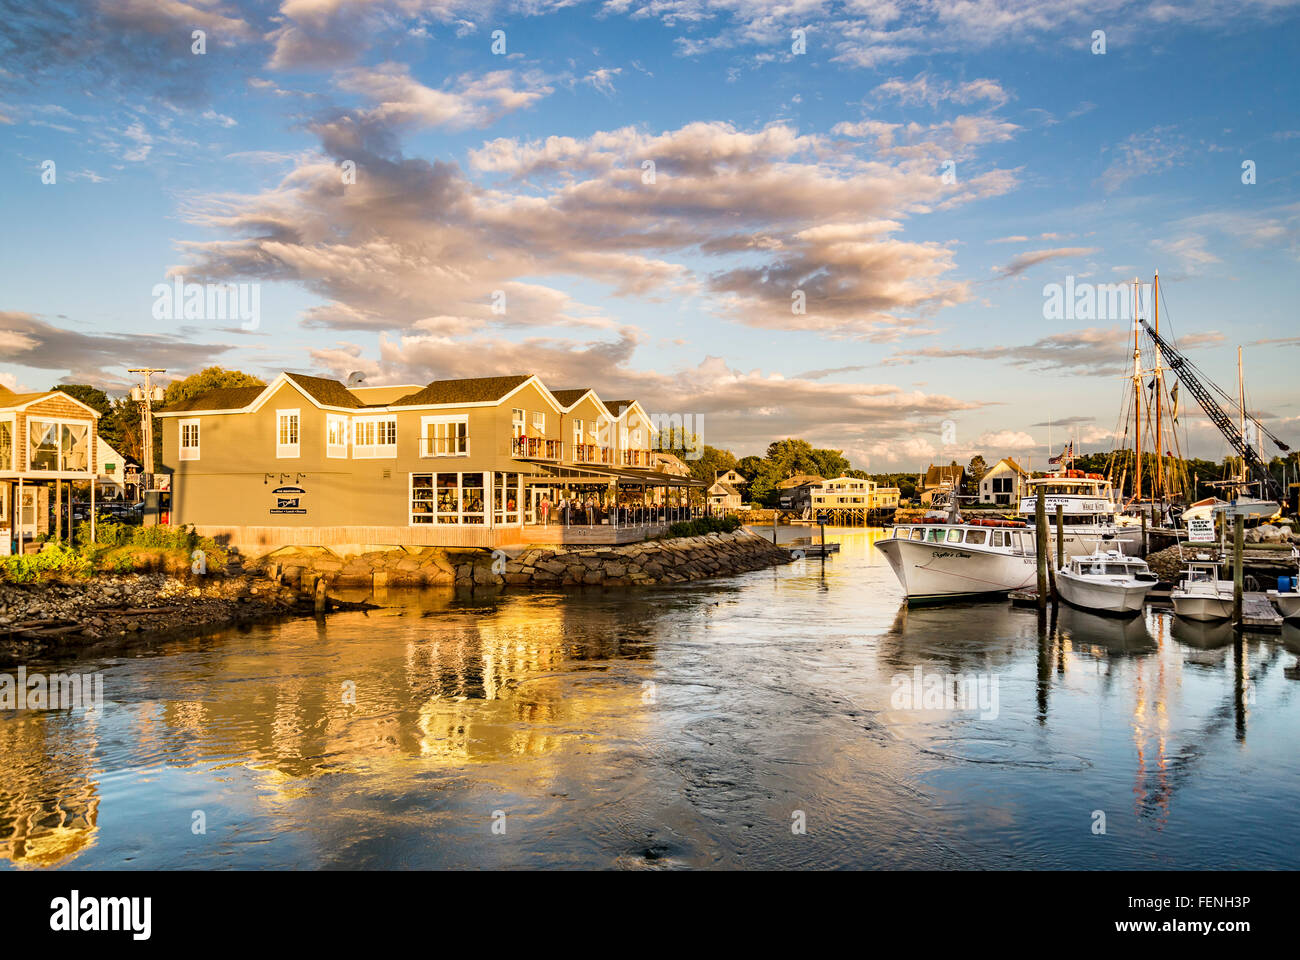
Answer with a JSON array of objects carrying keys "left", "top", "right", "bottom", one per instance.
[{"left": 1, "top": 0, "right": 1297, "bottom": 470}]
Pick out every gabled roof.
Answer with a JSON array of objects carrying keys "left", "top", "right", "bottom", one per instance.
[
  {"left": 923, "top": 464, "right": 965, "bottom": 487},
  {"left": 777, "top": 473, "right": 825, "bottom": 489},
  {"left": 391, "top": 375, "right": 532, "bottom": 406},
  {"left": 0, "top": 386, "right": 104, "bottom": 417},
  {"left": 549, "top": 388, "right": 591, "bottom": 407},
  {"left": 284, "top": 372, "right": 365, "bottom": 408},
  {"left": 988, "top": 457, "right": 1026, "bottom": 475},
  {"left": 162, "top": 386, "right": 266, "bottom": 413},
  {"left": 708, "top": 482, "right": 740, "bottom": 496}
]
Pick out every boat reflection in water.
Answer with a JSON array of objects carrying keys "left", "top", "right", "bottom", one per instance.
[{"left": 2, "top": 528, "right": 1299, "bottom": 870}]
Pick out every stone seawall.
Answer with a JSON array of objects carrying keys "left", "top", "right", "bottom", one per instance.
[{"left": 249, "top": 529, "right": 792, "bottom": 589}]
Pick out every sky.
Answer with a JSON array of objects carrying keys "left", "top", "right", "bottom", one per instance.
[{"left": 1, "top": 0, "right": 1298, "bottom": 472}]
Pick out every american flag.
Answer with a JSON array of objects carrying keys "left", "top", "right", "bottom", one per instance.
[{"left": 1047, "top": 441, "right": 1073, "bottom": 465}]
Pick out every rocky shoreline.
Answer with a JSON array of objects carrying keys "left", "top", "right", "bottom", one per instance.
[
  {"left": 1, "top": 530, "right": 793, "bottom": 659},
  {"left": 0, "top": 573, "right": 360, "bottom": 661},
  {"left": 251, "top": 528, "right": 794, "bottom": 588}
]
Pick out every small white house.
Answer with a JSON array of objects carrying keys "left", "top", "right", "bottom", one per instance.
[{"left": 978, "top": 457, "right": 1028, "bottom": 506}]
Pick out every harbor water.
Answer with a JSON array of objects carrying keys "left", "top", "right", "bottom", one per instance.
[{"left": 3, "top": 527, "right": 1299, "bottom": 869}]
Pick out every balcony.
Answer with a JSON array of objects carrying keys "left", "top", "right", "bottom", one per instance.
[
  {"left": 420, "top": 435, "right": 469, "bottom": 457},
  {"left": 512, "top": 437, "right": 564, "bottom": 461},
  {"left": 573, "top": 443, "right": 614, "bottom": 465},
  {"left": 621, "top": 449, "right": 652, "bottom": 468}
]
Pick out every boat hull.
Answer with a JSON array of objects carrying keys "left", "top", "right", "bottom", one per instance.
[
  {"left": 875, "top": 538, "right": 1036, "bottom": 602},
  {"left": 1171, "top": 590, "right": 1234, "bottom": 622},
  {"left": 1056, "top": 571, "right": 1153, "bottom": 614},
  {"left": 1266, "top": 590, "right": 1300, "bottom": 620}
]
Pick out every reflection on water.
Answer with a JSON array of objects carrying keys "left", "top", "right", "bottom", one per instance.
[{"left": 2, "top": 528, "right": 1298, "bottom": 869}]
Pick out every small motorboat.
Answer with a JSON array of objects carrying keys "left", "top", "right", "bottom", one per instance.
[
  {"left": 1170, "top": 559, "right": 1235, "bottom": 622},
  {"left": 1055, "top": 549, "right": 1158, "bottom": 615},
  {"left": 1266, "top": 548, "right": 1300, "bottom": 620}
]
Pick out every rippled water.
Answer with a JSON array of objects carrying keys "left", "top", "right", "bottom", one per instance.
[{"left": 3, "top": 528, "right": 1299, "bottom": 870}]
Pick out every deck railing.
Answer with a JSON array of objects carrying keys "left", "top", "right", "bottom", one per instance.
[{"left": 512, "top": 437, "right": 564, "bottom": 461}]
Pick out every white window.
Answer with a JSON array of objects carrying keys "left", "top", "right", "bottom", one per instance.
[
  {"left": 0, "top": 415, "right": 13, "bottom": 472},
  {"left": 26, "top": 418, "right": 91, "bottom": 472},
  {"left": 353, "top": 416, "right": 398, "bottom": 458},
  {"left": 573, "top": 418, "right": 584, "bottom": 446},
  {"left": 276, "top": 409, "right": 300, "bottom": 458},
  {"left": 326, "top": 415, "right": 348, "bottom": 459},
  {"left": 179, "top": 419, "right": 200, "bottom": 461},
  {"left": 512, "top": 408, "right": 525, "bottom": 438},
  {"left": 421, "top": 416, "right": 469, "bottom": 457},
  {"left": 531, "top": 411, "right": 545, "bottom": 435}
]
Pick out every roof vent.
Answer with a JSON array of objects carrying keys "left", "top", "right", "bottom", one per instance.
[{"left": 346, "top": 371, "right": 366, "bottom": 386}]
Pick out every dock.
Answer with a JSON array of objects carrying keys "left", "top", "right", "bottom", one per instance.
[{"left": 787, "top": 537, "right": 839, "bottom": 558}]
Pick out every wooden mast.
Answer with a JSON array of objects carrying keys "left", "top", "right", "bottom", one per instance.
[
  {"left": 1153, "top": 271, "right": 1163, "bottom": 504},
  {"left": 1133, "top": 277, "right": 1143, "bottom": 501}
]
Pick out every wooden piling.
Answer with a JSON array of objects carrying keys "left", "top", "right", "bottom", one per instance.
[
  {"left": 1055, "top": 504, "right": 1064, "bottom": 570},
  {"left": 314, "top": 576, "right": 327, "bottom": 614},
  {"left": 1141, "top": 510, "right": 1148, "bottom": 557},
  {"left": 1233, "top": 514, "right": 1245, "bottom": 625},
  {"left": 1035, "top": 492, "right": 1049, "bottom": 609}
]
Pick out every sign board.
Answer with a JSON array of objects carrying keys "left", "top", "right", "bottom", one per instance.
[
  {"left": 271, "top": 485, "right": 306, "bottom": 515},
  {"left": 1187, "top": 517, "right": 1215, "bottom": 543}
]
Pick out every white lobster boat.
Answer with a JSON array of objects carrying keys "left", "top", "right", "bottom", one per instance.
[
  {"left": 875, "top": 519, "right": 1038, "bottom": 603},
  {"left": 1266, "top": 548, "right": 1300, "bottom": 620},
  {"left": 1170, "top": 560, "right": 1235, "bottom": 622},
  {"left": 1018, "top": 472, "right": 1139, "bottom": 559},
  {"left": 1055, "top": 549, "right": 1158, "bottom": 615}
]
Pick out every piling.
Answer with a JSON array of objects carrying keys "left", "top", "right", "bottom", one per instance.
[
  {"left": 1035, "top": 492, "right": 1048, "bottom": 609},
  {"left": 314, "top": 577, "right": 327, "bottom": 614},
  {"left": 1055, "top": 504, "right": 1064, "bottom": 570},
  {"left": 1233, "top": 514, "right": 1245, "bottom": 625},
  {"left": 1141, "top": 511, "right": 1148, "bottom": 557}
]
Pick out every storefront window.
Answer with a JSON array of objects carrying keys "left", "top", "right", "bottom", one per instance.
[
  {"left": 411, "top": 474, "right": 434, "bottom": 523},
  {"left": 493, "top": 472, "right": 520, "bottom": 525},
  {"left": 413, "top": 471, "right": 496, "bottom": 525},
  {"left": 436, "top": 473, "right": 460, "bottom": 523}
]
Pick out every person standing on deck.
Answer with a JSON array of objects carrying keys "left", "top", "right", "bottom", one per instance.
[{"left": 540, "top": 496, "right": 551, "bottom": 525}]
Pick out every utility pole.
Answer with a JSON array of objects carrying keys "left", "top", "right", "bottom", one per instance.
[{"left": 128, "top": 368, "right": 166, "bottom": 488}]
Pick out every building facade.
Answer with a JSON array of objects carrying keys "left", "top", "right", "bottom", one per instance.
[
  {"left": 1, "top": 386, "right": 102, "bottom": 553},
  {"left": 978, "top": 458, "right": 1028, "bottom": 506},
  {"left": 156, "top": 372, "right": 703, "bottom": 553}
]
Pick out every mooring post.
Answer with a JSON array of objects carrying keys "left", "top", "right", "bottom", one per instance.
[
  {"left": 819, "top": 520, "right": 826, "bottom": 565},
  {"left": 314, "top": 576, "right": 327, "bottom": 614},
  {"left": 772, "top": 511, "right": 778, "bottom": 545},
  {"left": 1233, "top": 513, "right": 1245, "bottom": 625},
  {"left": 1035, "top": 492, "right": 1048, "bottom": 609},
  {"left": 1141, "top": 510, "right": 1148, "bottom": 557},
  {"left": 1055, "top": 504, "right": 1064, "bottom": 570}
]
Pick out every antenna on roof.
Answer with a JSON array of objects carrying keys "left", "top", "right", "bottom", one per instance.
[{"left": 346, "top": 371, "right": 366, "bottom": 387}]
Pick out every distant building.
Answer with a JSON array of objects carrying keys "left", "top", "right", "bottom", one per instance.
[
  {"left": 810, "top": 476, "right": 900, "bottom": 521},
  {"left": 707, "top": 481, "right": 743, "bottom": 511},
  {"left": 918, "top": 464, "right": 966, "bottom": 506},
  {"left": 978, "top": 457, "right": 1028, "bottom": 506},
  {"left": 776, "top": 473, "right": 825, "bottom": 513},
  {"left": 95, "top": 438, "right": 141, "bottom": 500},
  {"left": 652, "top": 451, "right": 692, "bottom": 477},
  {"left": 716, "top": 468, "right": 747, "bottom": 488}
]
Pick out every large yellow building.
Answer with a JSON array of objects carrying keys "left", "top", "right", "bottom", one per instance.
[{"left": 156, "top": 372, "right": 704, "bottom": 552}]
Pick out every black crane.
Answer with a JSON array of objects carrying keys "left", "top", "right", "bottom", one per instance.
[{"left": 1139, "top": 319, "right": 1287, "bottom": 503}]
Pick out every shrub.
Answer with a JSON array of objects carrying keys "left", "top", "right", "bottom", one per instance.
[
  {"left": 0, "top": 543, "right": 93, "bottom": 583},
  {"left": 665, "top": 514, "right": 742, "bottom": 538}
]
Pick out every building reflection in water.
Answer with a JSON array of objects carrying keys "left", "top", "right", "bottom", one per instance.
[{"left": 0, "top": 712, "right": 101, "bottom": 868}]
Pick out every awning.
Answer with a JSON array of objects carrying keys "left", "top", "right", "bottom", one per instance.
[{"left": 522, "top": 463, "right": 705, "bottom": 487}]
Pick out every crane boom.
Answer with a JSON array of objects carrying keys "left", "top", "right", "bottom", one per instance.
[{"left": 1139, "top": 320, "right": 1282, "bottom": 502}]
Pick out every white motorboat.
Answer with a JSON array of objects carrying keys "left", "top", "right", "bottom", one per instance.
[
  {"left": 1018, "top": 472, "right": 1140, "bottom": 558},
  {"left": 1266, "top": 548, "right": 1300, "bottom": 620},
  {"left": 875, "top": 519, "right": 1038, "bottom": 603},
  {"left": 1170, "top": 560, "right": 1234, "bottom": 622},
  {"left": 1055, "top": 549, "right": 1158, "bottom": 615}
]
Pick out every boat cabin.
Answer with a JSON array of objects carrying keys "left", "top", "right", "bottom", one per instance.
[
  {"left": 1067, "top": 553, "right": 1156, "bottom": 581},
  {"left": 890, "top": 522, "right": 1036, "bottom": 554}
]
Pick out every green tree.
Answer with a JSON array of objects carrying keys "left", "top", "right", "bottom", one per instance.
[
  {"left": 52, "top": 383, "right": 113, "bottom": 417},
  {"left": 162, "top": 366, "right": 264, "bottom": 407},
  {"left": 968, "top": 455, "right": 988, "bottom": 493}
]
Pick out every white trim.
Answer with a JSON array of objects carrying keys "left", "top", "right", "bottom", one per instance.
[
  {"left": 24, "top": 416, "right": 94, "bottom": 474},
  {"left": 276, "top": 408, "right": 301, "bottom": 459},
  {"left": 0, "top": 413, "right": 13, "bottom": 473},
  {"left": 353, "top": 414, "right": 397, "bottom": 459},
  {"left": 179, "top": 418, "right": 201, "bottom": 461},
  {"left": 1, "top": 390, "right": 104, "bottom": 418},
  {"left": 325, "top": 414, "right": 348, "bottom": 459},
  {"left": 419, "top": 414, "right": 469, "bottom": 458}
]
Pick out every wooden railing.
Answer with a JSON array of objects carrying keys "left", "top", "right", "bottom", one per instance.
[{"left": 512, "top": 437, "right": 564, "bottom": 461}]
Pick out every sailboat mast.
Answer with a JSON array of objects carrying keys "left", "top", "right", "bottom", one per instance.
[
  {"left": 1153, "top": 271, "right": 1163, "bottom": 503},
  {"left": 1238, "top": 345, "right": 1246, "bottom": 491},
  {"left": 1133, "top": 277, "right": 1143, "bottom": 501}
]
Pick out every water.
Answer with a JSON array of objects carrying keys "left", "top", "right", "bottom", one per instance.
[{"left": 3, "top": 527, "right": 1298, "bottom": 870}]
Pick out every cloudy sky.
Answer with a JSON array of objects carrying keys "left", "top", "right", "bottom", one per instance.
[{"left": 2, "top": 0, "right": 1297, "bottom": 470}]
